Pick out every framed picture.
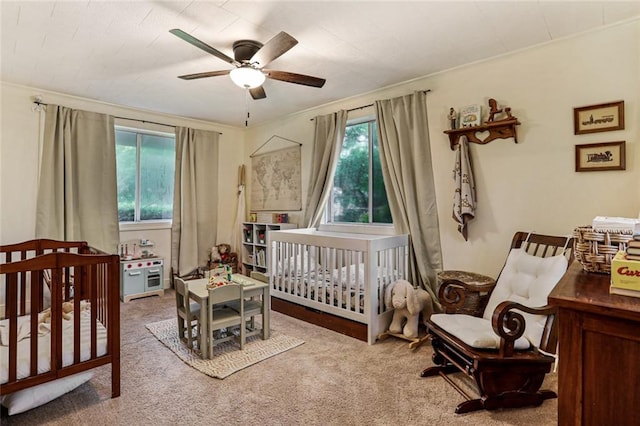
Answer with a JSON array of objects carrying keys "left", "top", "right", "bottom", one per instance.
[
  {"left": 575, "top": 141, "right": 625, "bottom": 172},
  {"left": 574, "top": 101, "right": 624, "bottom": 135},
  {"left": 460, "top": 104, "right": 482, "bottom": 128}
]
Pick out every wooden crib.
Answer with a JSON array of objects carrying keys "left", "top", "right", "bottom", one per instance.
[
  {"left": 0, "top": 239, "right": 120, "bottom": 400},
  {"left": 269, "top": 228, "right": 409, "bottom": 344}
]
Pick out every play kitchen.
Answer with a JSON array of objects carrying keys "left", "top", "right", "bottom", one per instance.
[{"left": 119, "top": 239, "right": 164, "bottom": 303}]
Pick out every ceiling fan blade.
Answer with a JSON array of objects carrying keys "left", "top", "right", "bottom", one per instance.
[
  {"left": 264, "top": 70, "right": 326, "bottom": 88},
  {"left": 250, "top": 31, "right": 298, "bottom": 67},
  {"left": 177, "top": 70, "right": 231, "bottom": 80},
  {"left": 249, "top": 86, "right": 267, "bottom": 100},
  {"left": 170, "top": 29, "right": 239, "bottom": 66}
]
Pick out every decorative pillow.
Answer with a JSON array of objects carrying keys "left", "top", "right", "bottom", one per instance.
[
  {"left": 482, "top": 248, "right": 568, "bottom": 346},
  {"left": 0, "top": 371, "right": 93, "bottom": 415}
]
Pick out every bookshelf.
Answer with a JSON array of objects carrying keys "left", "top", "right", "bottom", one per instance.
[{"left": 241, "top": 222, "right": 296, "bottom": 275}]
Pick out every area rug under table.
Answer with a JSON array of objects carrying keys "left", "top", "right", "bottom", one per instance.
[{"left": 146, "top": 318, "right": 304, "bottom": 379}]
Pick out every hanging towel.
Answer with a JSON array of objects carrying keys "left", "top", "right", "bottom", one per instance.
[{"left": 452, "top": 136, "right": 476, "bottom": 241}]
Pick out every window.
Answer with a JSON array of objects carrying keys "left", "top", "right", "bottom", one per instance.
[
  {"left": 115, "top": 127, "right": 175, "bottom": 222},
  {"left": 329, "top": 119, "right": 391, "bottom": 224}
]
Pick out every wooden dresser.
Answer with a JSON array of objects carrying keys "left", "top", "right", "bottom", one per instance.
[{"left": 548, "top": 262, "right": 640, "bottom": 426}]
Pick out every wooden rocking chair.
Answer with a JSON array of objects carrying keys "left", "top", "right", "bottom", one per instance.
[{"left": 421, "top": 232, "right": 573, "bottom": 414}]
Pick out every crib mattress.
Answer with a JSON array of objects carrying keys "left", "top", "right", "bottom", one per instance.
[{"left": 0, "top": 309, "right": 108, "bottom": 384}]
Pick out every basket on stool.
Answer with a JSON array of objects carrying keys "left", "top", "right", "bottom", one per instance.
[{"left": 573, "top": 226, "right": 634, "bottom": 274}]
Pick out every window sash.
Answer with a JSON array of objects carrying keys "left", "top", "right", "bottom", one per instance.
[
  {"left": 328, "top": 118, "right": 390, "bottom": 225},
  {"left": 116, "top": 126, "right": 175, "bottom": 223}
]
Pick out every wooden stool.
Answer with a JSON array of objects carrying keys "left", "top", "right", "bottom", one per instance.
[{"left": 437, "top": 270, "right": 496, "bottom": 316}]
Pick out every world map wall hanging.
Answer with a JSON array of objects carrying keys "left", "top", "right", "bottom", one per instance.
[{"left": 250, "top": 136, "right": 302, "bottom": 211}]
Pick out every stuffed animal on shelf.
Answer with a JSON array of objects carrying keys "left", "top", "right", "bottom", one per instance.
[{"left": 384, "top": 280, "right": 433, "bottom": 339}]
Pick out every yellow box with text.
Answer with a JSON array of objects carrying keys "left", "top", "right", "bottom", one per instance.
[{"left": 611, "top": 251, "right": 640, "bottom": 291}]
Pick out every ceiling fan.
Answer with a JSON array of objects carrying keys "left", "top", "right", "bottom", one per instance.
[{"left": 170, "top": 29, "right": 326, "bottom": 100}]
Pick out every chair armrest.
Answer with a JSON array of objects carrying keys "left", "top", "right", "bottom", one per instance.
[
  {"left": 438, "top": 278, "right": 496, "bottom": 315},
  {"left": 491, "top": 301, "right": 558, "bottom": 356}
]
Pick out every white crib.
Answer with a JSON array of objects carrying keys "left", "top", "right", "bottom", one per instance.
[{"left": 269, "top": 228, "right": 409, "bottom": 344}]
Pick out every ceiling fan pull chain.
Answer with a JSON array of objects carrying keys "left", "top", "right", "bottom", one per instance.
[{"left": 245, "top": 89, "right": 250, "bottom": 127}]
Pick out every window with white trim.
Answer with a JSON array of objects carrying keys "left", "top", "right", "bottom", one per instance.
[
  {"left": 328, "top": 118, "right": 392, "bottom": 224},
  {"left": 115, "top": 127, "right": 175, "bottom": 222}
]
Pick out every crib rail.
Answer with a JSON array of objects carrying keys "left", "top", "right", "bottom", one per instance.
[{"left": 1, "top": 239, "right": 90, "bottom": 315}]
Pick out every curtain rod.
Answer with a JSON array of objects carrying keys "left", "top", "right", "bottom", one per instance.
[
  {"left": 310, "top": 89, "right": 431, "bottom": 120},
  {"left": 32, "top": 101, "right": 222, "bottom": 135}
]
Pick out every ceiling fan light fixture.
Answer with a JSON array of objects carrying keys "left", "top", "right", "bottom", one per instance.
[{"left": 229, "top": 66, "right": 265, "bottom": 89}]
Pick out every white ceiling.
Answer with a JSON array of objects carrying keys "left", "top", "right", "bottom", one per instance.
[{"left": 2, "top": 1, "right": 640, "bottom": 127}]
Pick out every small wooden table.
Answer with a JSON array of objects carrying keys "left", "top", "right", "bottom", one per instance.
[{"left": 187, "top": 274, "right": 270, "bottom": 359}]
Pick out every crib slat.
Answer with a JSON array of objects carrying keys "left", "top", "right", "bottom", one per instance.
[
  {"left": 6, "top": 272, "right": 18, "bottom": 383},
  {"left": 51, "top": 268, "right": 63, "bottom": 372},
  {"left": 29, "top": 270, "right": 41, "bottom": 377},
  {"left": 73, "top": 266, "right": 82, "bottom": 363}
]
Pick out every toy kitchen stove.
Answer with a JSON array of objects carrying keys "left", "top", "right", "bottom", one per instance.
[{"left": 120, "top": 257, "right": 164, "bottom": 303}]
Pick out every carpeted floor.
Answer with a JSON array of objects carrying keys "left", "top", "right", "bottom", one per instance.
[
  {"left": 146, "top": 318, "right": 304, "bottom": 379},
  {"left": 1, "top": 290, "right": 558, "bottom": 425}
]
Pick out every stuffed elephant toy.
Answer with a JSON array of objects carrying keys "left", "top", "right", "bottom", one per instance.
[{"left": 384, "top": 279, "right": 433, "bottom": 339}]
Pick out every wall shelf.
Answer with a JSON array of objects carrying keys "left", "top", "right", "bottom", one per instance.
[{"left": 444, "top": 118, "right": 521, "bottom": 150}]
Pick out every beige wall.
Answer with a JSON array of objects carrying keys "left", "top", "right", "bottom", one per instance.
[
  {"left": 1, "top": 21, "right": 638, "bottom": 283},
  {"left": 245, "top": 21, "right": 640, "bottom": 278},
  {"left": 0, "top": 83, "right": 245, "bottom": 286}
]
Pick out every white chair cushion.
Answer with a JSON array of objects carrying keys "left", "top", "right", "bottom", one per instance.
[
  {"left": 482, "top": 248, "right": 568, "bottom": 346},
  {"left": 431, "top": 248, "right": 568, "bottom": 351},
  {"left": 430, "top": 313, "right": 532, "bottom": 350}
]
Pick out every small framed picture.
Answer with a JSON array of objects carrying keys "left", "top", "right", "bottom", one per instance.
[
  {"left": 460, "top": 104, "right": 482, "bottom": 128},
  {"left": 574, "top": 101, "right": 624, "bottom": 135},
  {"left": 575, "top": 141, "right": 625, "bottom": 172}
]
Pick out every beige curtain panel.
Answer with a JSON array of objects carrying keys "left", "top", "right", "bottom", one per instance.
[
  {"left": 35, "top": 105, "right": 119, "bottom": 253},
  {"left": 171, "top": 127, "right": 219, "bottom": 277},
  {"left": 303, "top": 110, "right": 347, "bottom": 228},
  {"left": 375, "top": 91, "right": 443, "bottom": 311}
]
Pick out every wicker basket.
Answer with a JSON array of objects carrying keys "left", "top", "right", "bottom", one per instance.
[{"left": 573, "top": 226, "right": 634, "bottom": 274}]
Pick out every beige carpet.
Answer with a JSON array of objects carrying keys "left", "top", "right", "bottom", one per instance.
[
  {"left": 1, "top": 291, "right": 558, "bottom": 425},
  {"left": 146, "top": 319, "right": 304, "bottom": 379}
]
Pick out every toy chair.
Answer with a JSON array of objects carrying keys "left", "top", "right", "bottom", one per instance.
[
  {"left": 174, "top": 277, "right": 202, "bottom": 350},
  {"left": 207, "top": 283, "right": 245, "bottom": 356}
]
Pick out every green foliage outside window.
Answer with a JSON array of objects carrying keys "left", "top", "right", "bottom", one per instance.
[
  {"left": 331, "top": 120, "right": 391, "bottom": 224},
  {"left": 116, "top": 129, "right": 175, "bottom": 222}
]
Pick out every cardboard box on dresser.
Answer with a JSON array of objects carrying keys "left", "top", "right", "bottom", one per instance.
[{"left": 610, "top": 236, "right": 640, "bottom": 297}]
